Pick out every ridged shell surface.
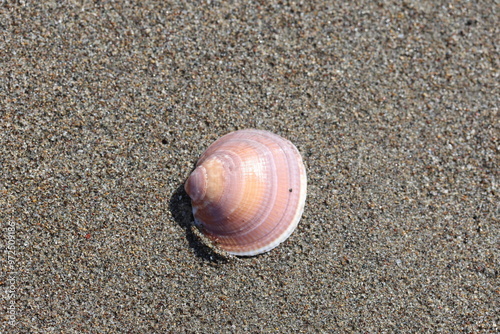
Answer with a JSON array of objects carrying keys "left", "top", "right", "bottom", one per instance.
[{"left": 184, "top": 129, "right": 307, "bottom": 256}]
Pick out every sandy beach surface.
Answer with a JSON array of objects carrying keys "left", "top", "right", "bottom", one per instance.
[{"left": 1, "top": 1, "right": 498, "bottom": 333}]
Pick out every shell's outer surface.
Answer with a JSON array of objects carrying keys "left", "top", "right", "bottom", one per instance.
[{"left": 184, "top": 129, "right": 307, "bottom": 256}]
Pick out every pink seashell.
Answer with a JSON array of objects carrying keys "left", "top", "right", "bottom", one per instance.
[{"left": 185, "top": 129, "right": 307, "bottom": 256}]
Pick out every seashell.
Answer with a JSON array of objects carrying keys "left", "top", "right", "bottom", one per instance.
[{"left": 184, "top": 129, "right": 307, "bottom": 256}]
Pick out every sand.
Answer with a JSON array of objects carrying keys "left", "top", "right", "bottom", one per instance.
[{"left": 1, "top": 1, "right": 498, "bottom": 332}]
